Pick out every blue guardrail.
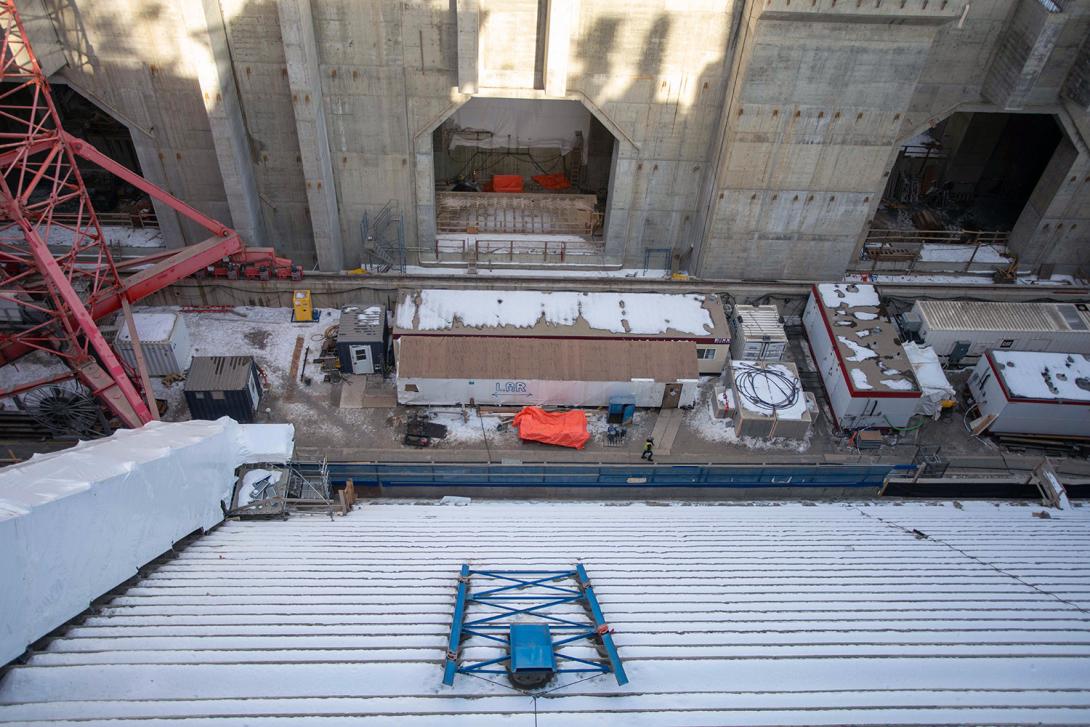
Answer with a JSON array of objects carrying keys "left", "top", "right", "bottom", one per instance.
[{"left": 291, "top": 462, "right": 915, "bottom": 490}]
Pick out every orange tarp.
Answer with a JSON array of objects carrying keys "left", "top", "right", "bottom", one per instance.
[
  {"left": 531, "top": 173, "right": 571, "bottom": 190},
  {"left": 512, "top": 407, "right": 590, "bottom": 449},
  {"left": 492, "top": 174, "right": 524, "bottom": 193}
]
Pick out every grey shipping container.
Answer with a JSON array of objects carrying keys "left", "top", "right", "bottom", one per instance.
[
  {"left": 184, "top": 356, "right": 262, "bottom": 423},
  {"left": 910, "top": 300, "right": 1090, "bottom": 366},
  {"left": 115, "top": 312, "right": 192, "bottom": 376}
]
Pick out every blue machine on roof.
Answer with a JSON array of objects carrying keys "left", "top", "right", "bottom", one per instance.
[{"left": 442, "top": 564, "right": 628, "bottom": 690}]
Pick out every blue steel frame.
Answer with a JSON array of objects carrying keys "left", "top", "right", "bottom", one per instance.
[{"left": 442, "top": 565, "right": 629, "bottom": 688}]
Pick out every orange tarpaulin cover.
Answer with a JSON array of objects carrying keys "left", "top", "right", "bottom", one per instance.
[
  {"left": 531, "top": 173, "right": 571, "bottom": 190},
  {"left": 512, "top": 407, "right": 590, "bottom": 449},
  {"left": 492, "top": 174, "right": 524, "bottom": 193}
]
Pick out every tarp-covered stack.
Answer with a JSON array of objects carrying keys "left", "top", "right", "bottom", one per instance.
[
  {"left": 512, "top": 407, "right": 590, "bottom": 449},
  {"left": 903, "top": 342, "right": 955, "bottom": 418}
]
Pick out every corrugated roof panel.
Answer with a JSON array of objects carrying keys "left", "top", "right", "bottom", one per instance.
[
  {"left": 2, "top": 501, "right": 1089, "bottom": 724},
  {"left": 917, "top": 300, "right": 1078, "bottom": 332}
]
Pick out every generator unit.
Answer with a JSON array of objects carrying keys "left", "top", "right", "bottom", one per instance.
[
  {"left": 907, "top": 300, "right": 1090, "bottom": 366},
  {"left": 729, "top": 305, "right": 787, "bottom": 361}
]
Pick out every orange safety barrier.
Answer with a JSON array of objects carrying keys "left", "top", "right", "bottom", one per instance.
[
  {"left": 531, "top": 173, "right": 571, "bottom": 190},
  {"left": 512, "top": 406, "right": 591, "bottom": 449},
  {"left": 492, "top": 174, "right": 524, "bottom": 193}
]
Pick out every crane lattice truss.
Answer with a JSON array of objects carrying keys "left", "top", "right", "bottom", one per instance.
[{"left": 0, "top": 2, "right": 249, "bottom": 427}]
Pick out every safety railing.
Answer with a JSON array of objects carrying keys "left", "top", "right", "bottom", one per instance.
[{"left": 291, "top": 461, "right": 914, "bottom": 491}]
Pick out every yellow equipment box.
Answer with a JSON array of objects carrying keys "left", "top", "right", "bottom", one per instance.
[{"left": 292, "top": 289, "right": 314, "bottom": 322}]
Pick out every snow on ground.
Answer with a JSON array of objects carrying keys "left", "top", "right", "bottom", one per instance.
[
  {"left": 137, "top": 305, "right": 339, "bottom": 417},
  {"left": 397, "top": 289, "right": 714, "bottom": 335},
  {"left": 845, "top": 272, "right": 1086, "bottom": 287},
  {"left": 0, "top": 352, "right": 71, "bottom": 407},
  {"left": 917, "top": 243, "right": 1010, "bottom": 263},
  {"left": 1, "top": 225, "right": 163, "bottom": 249},
  {"left": 685, "top": 387, "right": 811, "bottom": 452},
  {"left": 3, "top": 500, "right": 1088, "bottom": 725}
]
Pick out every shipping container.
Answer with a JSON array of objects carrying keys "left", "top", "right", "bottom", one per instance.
[
  {"left": 908, "top": 300, "right": 1090, "bottom": 366},
  {"left": 184, "top": 356, "right": 262, "bottom": 423},
  {"left": 729, "top": 305, "right": 787, "bottom": 361},
  {"left": 114, "top": 312, "right": 192, "bottom": 376},
  {"left": 336, "top": 305, "right": 388, "bottom": 375},
  {"left": 804, "top": 284, "right": 921, "bottom": 431},
  {"left": 967, "top": 351, "right": 1090, "bottom": 438}
]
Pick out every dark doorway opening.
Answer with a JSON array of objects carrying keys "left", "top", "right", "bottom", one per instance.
[{"left": 876, "top": 112, "right": 1064, "bottom": 235}]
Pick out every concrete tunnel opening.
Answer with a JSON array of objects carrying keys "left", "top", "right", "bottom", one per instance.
[
  {"left": 430, "top": 96, "right": 617, "bottom": 267},
  {"left": 874, "top": 111, "right": 1066, "bottom": 247}
]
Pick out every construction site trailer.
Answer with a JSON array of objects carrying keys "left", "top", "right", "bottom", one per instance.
[
  {"left": 729, "top": 305, "right": 787, "bottom": 361},
  {"left": 907, "top": 300, "right": 1090, "bottom": 366},
  {"left": 395, "top": 336, "right": 699, "bottom": 408},
  {"left": 393, "top": 289, "right": 732, "bottom": 375},
  {"left": 184, "top": 356, "right": 263, "bottom": 423},
  {"left": 335, "top": 305, "right": 387, "bottom": 375},
  {"left": 803, "top": 284, "right": 921, "bottom": 430},
  {"left": 967, "top": 351, "right": 1090, "bottom": 437},
  {"left": 114, "top": 312, "right": 192, "bottom": 376},
  {"left": 728, "top": 360, "right": 811, "bottom": 439}
]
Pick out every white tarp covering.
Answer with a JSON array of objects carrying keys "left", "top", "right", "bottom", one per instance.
[
  {"left": 0, "top": 418, "right": 294, "bottom": 665},
  {"left": 904, "top": 342, "right": 955, "bottom": 417}
]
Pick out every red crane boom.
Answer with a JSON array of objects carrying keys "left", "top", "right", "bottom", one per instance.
[{"left": 0, "top": 2, "right": 268, "bottom": 427}]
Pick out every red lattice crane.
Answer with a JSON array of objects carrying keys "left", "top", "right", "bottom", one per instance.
[{"left": 0, "top": 2, "right": 276, "bottom": 428}]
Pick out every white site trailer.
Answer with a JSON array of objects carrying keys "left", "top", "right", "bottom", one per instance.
[
  {"left": 908, "top": 300, "right": 1090, "bottom": 366},
  {"left": 804, "top": 284, "right": 921, "bottom": 430},
  {"left": 968, "top": 351, "right": 1090, "bottom": 437},
  {"left": 396, "top": 336, "right": 700, "bottom": 408}
]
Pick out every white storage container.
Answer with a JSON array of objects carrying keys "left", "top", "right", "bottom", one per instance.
[
  {"left": 910, "top": 300, "right": 1090, "bottom": 366},
  {"left": 968, "top": 351, "right": 1090, "bottom": 437},
  {"left": 114, "top": 312, "right": 192, "bottom": 376},
  {"left": 729, "top": 305, "right": 787, "bottom": 361}
]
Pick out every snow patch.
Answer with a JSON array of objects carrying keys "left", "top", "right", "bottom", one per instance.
[
  {"left": 850, "top": 369, "right": 873, "bottom": 390},
  {"left": 838, "top": 336, "right": 878, "bottom": 362},
  {"left": 397, "top": 289, "right": 714, "bottom": 336},
  {"left": 881, "top": 378, "right": 916, "bottom": 391},
  {"left": 818, "top": 283, "right": 878, "bottom": 309}
]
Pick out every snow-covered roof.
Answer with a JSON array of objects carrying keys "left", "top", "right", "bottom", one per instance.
[
  {"left": 991, "top": 351, "right": 1090, "bottom": 403},
  {"left": 394, "top": 289, "right": 730, "bottom": 339},
  {"left": 3, "top": 500, "right": 1088, "bottom": 724},
  {"left": 114, "top": 312, "right": 181, "bottom": 343},
  {"left": 813, "top": 284, "right": 919, "bottom": 395}
]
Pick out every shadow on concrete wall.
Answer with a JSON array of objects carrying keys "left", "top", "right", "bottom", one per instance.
[{"left": 571, "top": 10, "right": 734, "bottom": 271}]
